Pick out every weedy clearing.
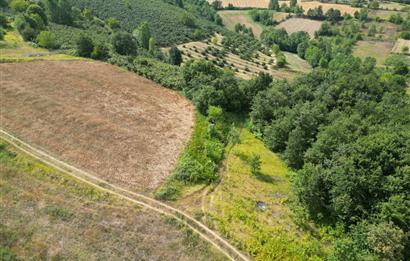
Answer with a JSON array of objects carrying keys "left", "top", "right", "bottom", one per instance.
[
  {"left": 368, "top": 9, "right": 407, "bottom": 20},
  {"left": 0, "top": 140, "right": 225, "bottom": 260},
  {"left": 218, "top": 10, "right": 264, "bottom": 38},
  {"left": 0, "top": 30, "right": 76, "bottom": 62},
  {"left": 392, "top": 38, "right": 410, "bottom": 54},
  {"left": 175, "top": 130, "right": 324, "bottom": 260},
  {"left": 0, "top": 61, "right": 194, "bottom": 194},
  {"left": 276, "top": 17, "right": 322, "bottom": 38},
  {"left": 353, "top": 40, "right": 394, "bottom": 65}
]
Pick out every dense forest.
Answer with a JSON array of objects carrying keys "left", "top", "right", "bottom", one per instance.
[{"left": 1, "top": 0, "right": 410, "bottom": 260}]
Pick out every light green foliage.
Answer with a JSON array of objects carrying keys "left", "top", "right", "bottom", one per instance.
[
  {"left": 136, "top": 21, "right": 150, "bottom": 49},
  {"left": 10, "top": 0, "right": 29, "bottom": 12},
  {"left": 107, "top": 17, "right": 120, "bottom": 29},
  {"left": 36, "top": 31, "right": 59, "bottom": 49},
  {"left": 249, "top": 154, "right": 261, "bottom": 175}
]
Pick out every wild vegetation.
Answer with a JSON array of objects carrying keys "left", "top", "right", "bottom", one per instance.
[{"left": 2, "top": 0, "right": 410, "bottom": 260}]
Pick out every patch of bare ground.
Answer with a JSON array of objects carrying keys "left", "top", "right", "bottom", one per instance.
[
  {"left": 392, "top": 38, "right": 410, "bottom": 54},
  {"left": 276, "top": 17, "right": 322, "bottom": 38},
  {"left": 0, "top": 61, "right": 194, "bottom": 195}
]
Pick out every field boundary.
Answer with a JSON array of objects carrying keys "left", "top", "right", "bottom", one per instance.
[{"left": 0, "top": 129, "right": 249, "bottom": 261}]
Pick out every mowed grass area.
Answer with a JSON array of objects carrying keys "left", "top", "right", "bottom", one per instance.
[
  {"left": 276, "top": 18, "right": 322, "bottom": 38},
  {"left": 218, "top": 10, "right": 264, "bottom": 38},
  {"left": 200, "top": 130, "right": 324, "bottom": 260},
  {"left": 0, "top": 30, "right": 77, "bottom": 62},
  {"left": 379, "top": 1, "right": 408, "bottom": 11},
  {"left": 284, "top": 51, "right": 312, "bottom": 73},
  {"left": 0, "top": 140, "right": 225, "bottom": 260},
  {"left": 353, "top": 40, "right": 394, "bottom": 65}
]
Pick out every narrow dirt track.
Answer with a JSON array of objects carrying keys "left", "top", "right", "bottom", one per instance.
[{"left": 0, "top": 129, "right": 250, "bottom": 261}]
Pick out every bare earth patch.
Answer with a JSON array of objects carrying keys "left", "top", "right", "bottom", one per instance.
[
  {"left": 276, "top": 18, "right": 322, "bottom": 38},
  {"left": 0, "top": 61, "right": 194, "bottom": 194}
]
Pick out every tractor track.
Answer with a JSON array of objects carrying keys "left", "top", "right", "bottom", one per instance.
[{"left": 0, "top": 129, "right": 249, "bottom": 261}]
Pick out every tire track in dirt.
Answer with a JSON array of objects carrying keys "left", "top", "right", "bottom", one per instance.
[{"left": 0, "top": 129, "right": 249, "bottom": 261}]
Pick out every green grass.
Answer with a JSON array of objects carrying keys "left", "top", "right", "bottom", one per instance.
[
  {"left": 0, "top": 30, "right": 80, "bottom": 62},
  {"left": 353, "top": 40, "right": 394, "bottom": 66},
  {"left": 284, "top": 51, "right": 311, "bottom": 73},
  {"left": 0, "top": 140, "right": 226, "bottom": 260},
  {"left": 202, "top": 129, "right": 326, "bottom": 260}
]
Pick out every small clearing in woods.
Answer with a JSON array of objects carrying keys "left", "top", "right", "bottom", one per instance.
[
  {"left": 276, "top": 18, "right": 322, "bottom": 38},
  {"left": 353, "top": 40, "right": 394, "bottom": 65},
  {"left": 218, "top": 10, "right": 264, "bottom": 39},
  {"left": 0, "top": 61, "right": 194, "bottom": 195},
  {"left": 392, "top": 39, "right": 410, "bottom": 54}
]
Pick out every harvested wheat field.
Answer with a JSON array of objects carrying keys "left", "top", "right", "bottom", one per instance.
[
  {"left": 0, "top": 61, "right": 194, "bottom": 194},
  {"left": 299, "top": 1, "right": 359, "bottom": 15},
  {"left": 276, "top": 18, "right": 322, "bottom": 38},
  {"left": 208, "top": 0, "right": 269, "bottom": 8}
]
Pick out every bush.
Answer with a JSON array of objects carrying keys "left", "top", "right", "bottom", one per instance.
[
  {"left": 0, "top": 13, "right": 8, "bottom": 28},
  {"left": 112, "top": 32, "right": 136, "bottom": 55},
  {"left": 36, "top": 31, "right": 59, "bottom": 49},
  {"left": 91, "top": 43, "right": 109, "bottom": 60},
  {"left": 76, "top": 35, "right": 94, "bottom": 57},
  {"left": 249, "top": 154, "right": 261, "bottom": 175},
  {"left": 0, "top": 28, "right": 4, "bottom": 41},
  {"left": 10, "top": 0, "right": 29, "bottom": 12}
]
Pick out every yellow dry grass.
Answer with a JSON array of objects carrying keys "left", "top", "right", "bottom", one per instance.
[
  {"left": 392, "top": 38, "right": 410, "bottom": 54},
  {"left": 207, "top": 0, "right": 270, "bottom": 8},
  {"left": 299, "top": 0, "right": 359, "bottom": 15}
]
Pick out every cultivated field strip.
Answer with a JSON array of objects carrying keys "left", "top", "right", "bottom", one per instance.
[{"left": 0, "top": 129, "right": 250, "bottom": 261}]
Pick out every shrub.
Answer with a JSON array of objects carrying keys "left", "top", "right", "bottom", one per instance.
[
  {"left": 249, "top": 154, "right": 261, "bottom": 175},
  {"left": 0, "top": 28, "right": 4, "bottom": 41},
  {"left": 91, "top": 43, "right": 109, "bottom": 60},
  {"left": 36, "top": 31, "right": 59, "bottom": 49},
  {"left": 112, "top": 32, "right": 136, "bottom": 55},
  {"left": 10, "top": 0, "right": 29, "bottom": 12},
  {"left": 0, "top": 13, "right": 8, "bottom": 28},
  {"left": 76, "top": 35, "right": 94, "bottom": 57},
  {"left": 169, "top": 46, "right": 182, "bottom": 65},
  {"left": 106, "top": 17, "right": 120, "bottom": 29}
]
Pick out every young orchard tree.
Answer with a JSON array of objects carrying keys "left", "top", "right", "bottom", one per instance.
[{"left": 268, "top": 0, "right": 280, "bottom": 10}]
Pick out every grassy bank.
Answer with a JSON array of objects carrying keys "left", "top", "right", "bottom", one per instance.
[{"left": 0, "top": 140, "right": 225, "bottom": 260}]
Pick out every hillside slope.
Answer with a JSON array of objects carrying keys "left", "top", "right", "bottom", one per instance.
[{"left": 70, "top": 0, "right": 218, "bottom": 46}]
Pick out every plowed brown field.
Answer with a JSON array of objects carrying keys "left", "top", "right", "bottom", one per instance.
[{"left": 0, "top": 61, "right": 194, "bottom": 194}]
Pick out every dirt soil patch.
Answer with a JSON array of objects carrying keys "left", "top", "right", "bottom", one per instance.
[
  {"left": 276, "top": 17, "right": 322, "bottom": 38},
  {"left": 0, "top": 61, "right": 194, "bottom": 194}
]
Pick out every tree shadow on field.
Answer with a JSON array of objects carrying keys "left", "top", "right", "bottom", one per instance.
[{"left": 234, "top": 151, "right": 277, "bottom": 184}]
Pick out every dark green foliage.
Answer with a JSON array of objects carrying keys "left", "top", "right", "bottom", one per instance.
[
  {"left": 0, "top": 13, "right": 7, "bottom": 28},
  {"left": 91, "top": 43, "right": 109, "bottom": 60},
  {"left": 261, "top": 28, "right": 309, "bottom": 53},
  {"left": 325, "top": 8, "right": 341, "bottom": 24},
  {"left": 222, "top": 31, "right": 261, "bottom": 60},
  {"left": 112, "top": 31, "right": 136, "bottom": 55},
  {"left": 249, "top": 9, "right": 274, "bottom": 26},
  {"left": 76, "top": 34, "right": 94, "bottom": 57},
  {"left": 250, "top": 54, "right": 410, "bottom": 259},
  {"left": 307, "top": 6, "right": 324, "bottom": 20},
  {"left": 249, "top": 154, "right": 261, "bottom": 175},
  {"left": 135, "top": 21, "right": 150, "bottom": 49},
  {"left": 70, "top": 0, "right": 219, "bottom": 46},
  {"left": 169, "top": 46, "right": 182, "bottom": 66},
  {"left": 182, "top": 59, "right": 246, "bottom": 114},
  {"left": 45, "top": 0, "right": 73, "bottom": 25},
  {"left": 0, "top": 28, "right": 4, "bottom": 40}
]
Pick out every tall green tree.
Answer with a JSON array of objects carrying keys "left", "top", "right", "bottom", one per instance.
[
  {"left": 135, "top": 21, "right": 151, "bottom": 50},
  {"left": 169, "top": 46, "right": 182, "bottom": 66},
  {"left": 268, "top": 0, "right": 280, "bottom": 10}
]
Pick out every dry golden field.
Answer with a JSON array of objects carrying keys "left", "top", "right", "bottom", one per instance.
[
  {"left": 276, "top": 17, "right": 322, "bottom": 38},
  {"left": 392, "top": 38, "right": 410, "bottom": 54},
  {"left": 208, "top": 0, "right": 269, "bottom": 8},
  {"left": 299, "top": 1, "right": 359, "bottom": 15}
]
